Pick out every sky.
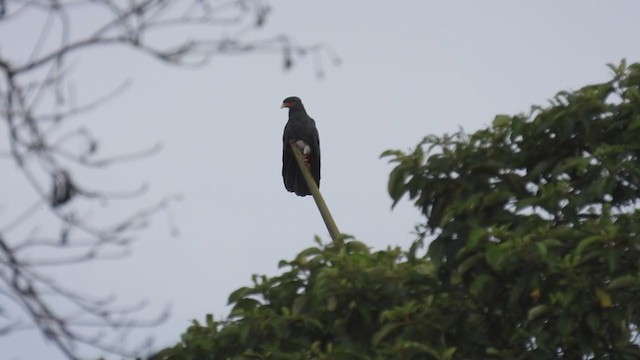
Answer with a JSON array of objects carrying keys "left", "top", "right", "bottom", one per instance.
[{"left": 2, "top": 1, "right": 640, "bottom": 359}]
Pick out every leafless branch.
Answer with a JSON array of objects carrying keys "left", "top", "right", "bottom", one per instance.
[{"left": 0, "top": 0, "right": 333, "bottom": 358}]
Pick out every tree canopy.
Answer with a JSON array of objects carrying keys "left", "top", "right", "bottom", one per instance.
[{"left": 155, "top": 61, "right": 640, "bottom": 359}]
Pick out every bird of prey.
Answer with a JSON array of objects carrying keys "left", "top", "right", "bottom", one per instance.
[{"left": 281, "top": 96, "right": 320, "bottom": 196}]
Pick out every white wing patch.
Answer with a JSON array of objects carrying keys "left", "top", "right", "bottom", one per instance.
[{"left": 295, "top": 140, "right": 312, "bottom": 155}]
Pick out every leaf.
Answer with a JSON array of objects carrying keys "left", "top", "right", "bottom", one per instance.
[
  {"left": 594, "top": 288, "right": 613, "bottom": 309},
  {"left": 575, "top": 235, "right": 601, "bottom": 255},
  {"left": 529, "top": 288, "right": 541, "bottom": 302},
  {"left": 380, "top": 149, "right": 405, "bottom": 159},
  {"left": 515, "top": 197, "right": 539, "bottom": 211},
  {"left": 229, "top": 298, "right": 260, "bottom": 316},
  {"left": 388, "top": 165, "right": 408, "bottom": 207},
  {"left": 607, "top": 59, "right": 627, "bottom": 76},
  {"left": 298, "top": 315, "right": 324, "bottom": 331},
  {"left": 628, "top": 117, "right": 640, "bottom": 130},
  {"left": 485, "top": 244, "right": 511, "bottom": 270},
  {"left": 528, "top": 304, "right": 550, "bottom": 320},
  {"left": 227, "top": 286, "right": 251, "bottom": 304},
  {"left": 394, "top": 341, "right": 440, "bottom": 357},
  {"left": 470, "top": 274, "right": 492, "bottom": 296},
  {"left": 326, "top": 296, "right": 338, "bottom": 311},
  {"left": 466, "top": 228, "right": 486, "bottom": 250},
  {"left": 457, "top": 253, "right": 484, "bottom": 275},
  {"left": 292, "top": 296, "right": 307, "bottom": 315},
  {"left": 442, "top": 347, "right": 457, "bottom": 360},
  {"left": 586, "top": 313, "right": 600, "bottom": 333},
  {"left": 485, "top": 348, "right": 504, "bottom": 357},
  {"left": 427, "top": 237, "right": 447, "bottom": 266},
  {"left": 493, "top": 115, "right": 512, "bottom": 128},
  {"left": 274, "top": 319, "right": 290, "bottom": 338},
  {"left": 206, "top": 314, "right": 215, "bottom": 329},
  {"left": 482, "top": 190, "right": 512, "bottom": 208},
  {"left": 557, "top": 314, "right": 572, "bottom": 336},
  {"left": 296, "top": 246, "right": 322, "bottom": 259},
  {"left": 371, "top": 322, "right": 402, "bottom": 346},
  {"left": 603, "top": 248, "right": 619, "bottom": 273},
  {"left": 607, "top": 275, "right": 639, "bottom": 290},
  {"left": 508, "top": 275, "right": 529, "bottom": 306},
  {"left": 415, "top": 263, "right": 436, "bottom": 276},
  {"left": 542, "top": 238, "right": 564, "bottom": 248},
  {"left": 528, "top": 159, "right": 553, "bottom": 179},
  {"left": 535, "top": 242, "right": 547, "bottom": 259},
  {"left": 345, "top": 240, "right": 370, "bottom": 254},
  {"left": 238, "top": 323, "right": 251, "bottom": 345}
]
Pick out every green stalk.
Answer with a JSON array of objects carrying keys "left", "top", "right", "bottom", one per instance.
[{"left": 289, "top": 142, "right": 342, "bottom": 245}]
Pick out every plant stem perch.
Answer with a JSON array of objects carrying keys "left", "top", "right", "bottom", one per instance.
[{"left": 289, "top": 142, "right": 342, "bottom": 244}]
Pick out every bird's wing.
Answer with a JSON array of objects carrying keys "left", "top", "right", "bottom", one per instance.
[
  {"left": 282, "top": 137, "right": 296, "bottom": 193},
  {"left": 310, "top": 119, "right": 321, "bottom": 187}
]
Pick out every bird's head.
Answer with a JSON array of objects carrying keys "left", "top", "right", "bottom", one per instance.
[{"left": 281, "top": 96, "right": 304, "bottom": 111}]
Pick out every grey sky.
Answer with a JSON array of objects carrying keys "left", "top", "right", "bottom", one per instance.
[{"left": 2, "top": 1, "right": 640, "bottom": 359}]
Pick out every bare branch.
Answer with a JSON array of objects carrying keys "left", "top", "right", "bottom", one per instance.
[{"left": 0, "top": 0, "right": 333, "bottom": 358}]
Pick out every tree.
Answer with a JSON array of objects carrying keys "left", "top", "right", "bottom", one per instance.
[
  {"left": 155, "top": 61, "right": 640, "bottom": 359},
  {"left": 0, "top": 1, "right": 334, "bottom": 358}
]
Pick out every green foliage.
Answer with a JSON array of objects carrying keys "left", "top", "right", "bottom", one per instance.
[{"left": 155, "top": 61, "right": 640, "bottom": 359}]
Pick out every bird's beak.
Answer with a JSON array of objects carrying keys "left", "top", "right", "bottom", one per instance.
[{"left": 280, "top": 104, "right": 287, "bottom": 109}]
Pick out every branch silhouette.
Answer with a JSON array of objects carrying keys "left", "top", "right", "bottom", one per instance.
[{"left": 0, "top": 0, "right": 337, "bottom": 358}]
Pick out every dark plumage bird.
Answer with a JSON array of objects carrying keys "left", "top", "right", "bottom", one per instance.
[{"left": 281, "top": 96, "right": 320, "bottom": 196}]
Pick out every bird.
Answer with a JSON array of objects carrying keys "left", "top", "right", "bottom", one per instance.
[{"left": 281, "top": 96, "right": 321, "bottom": 196}]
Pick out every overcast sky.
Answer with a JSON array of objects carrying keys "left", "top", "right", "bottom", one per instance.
[{"left": 2, "top": 1, "right": 640, "bottom": 359}]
